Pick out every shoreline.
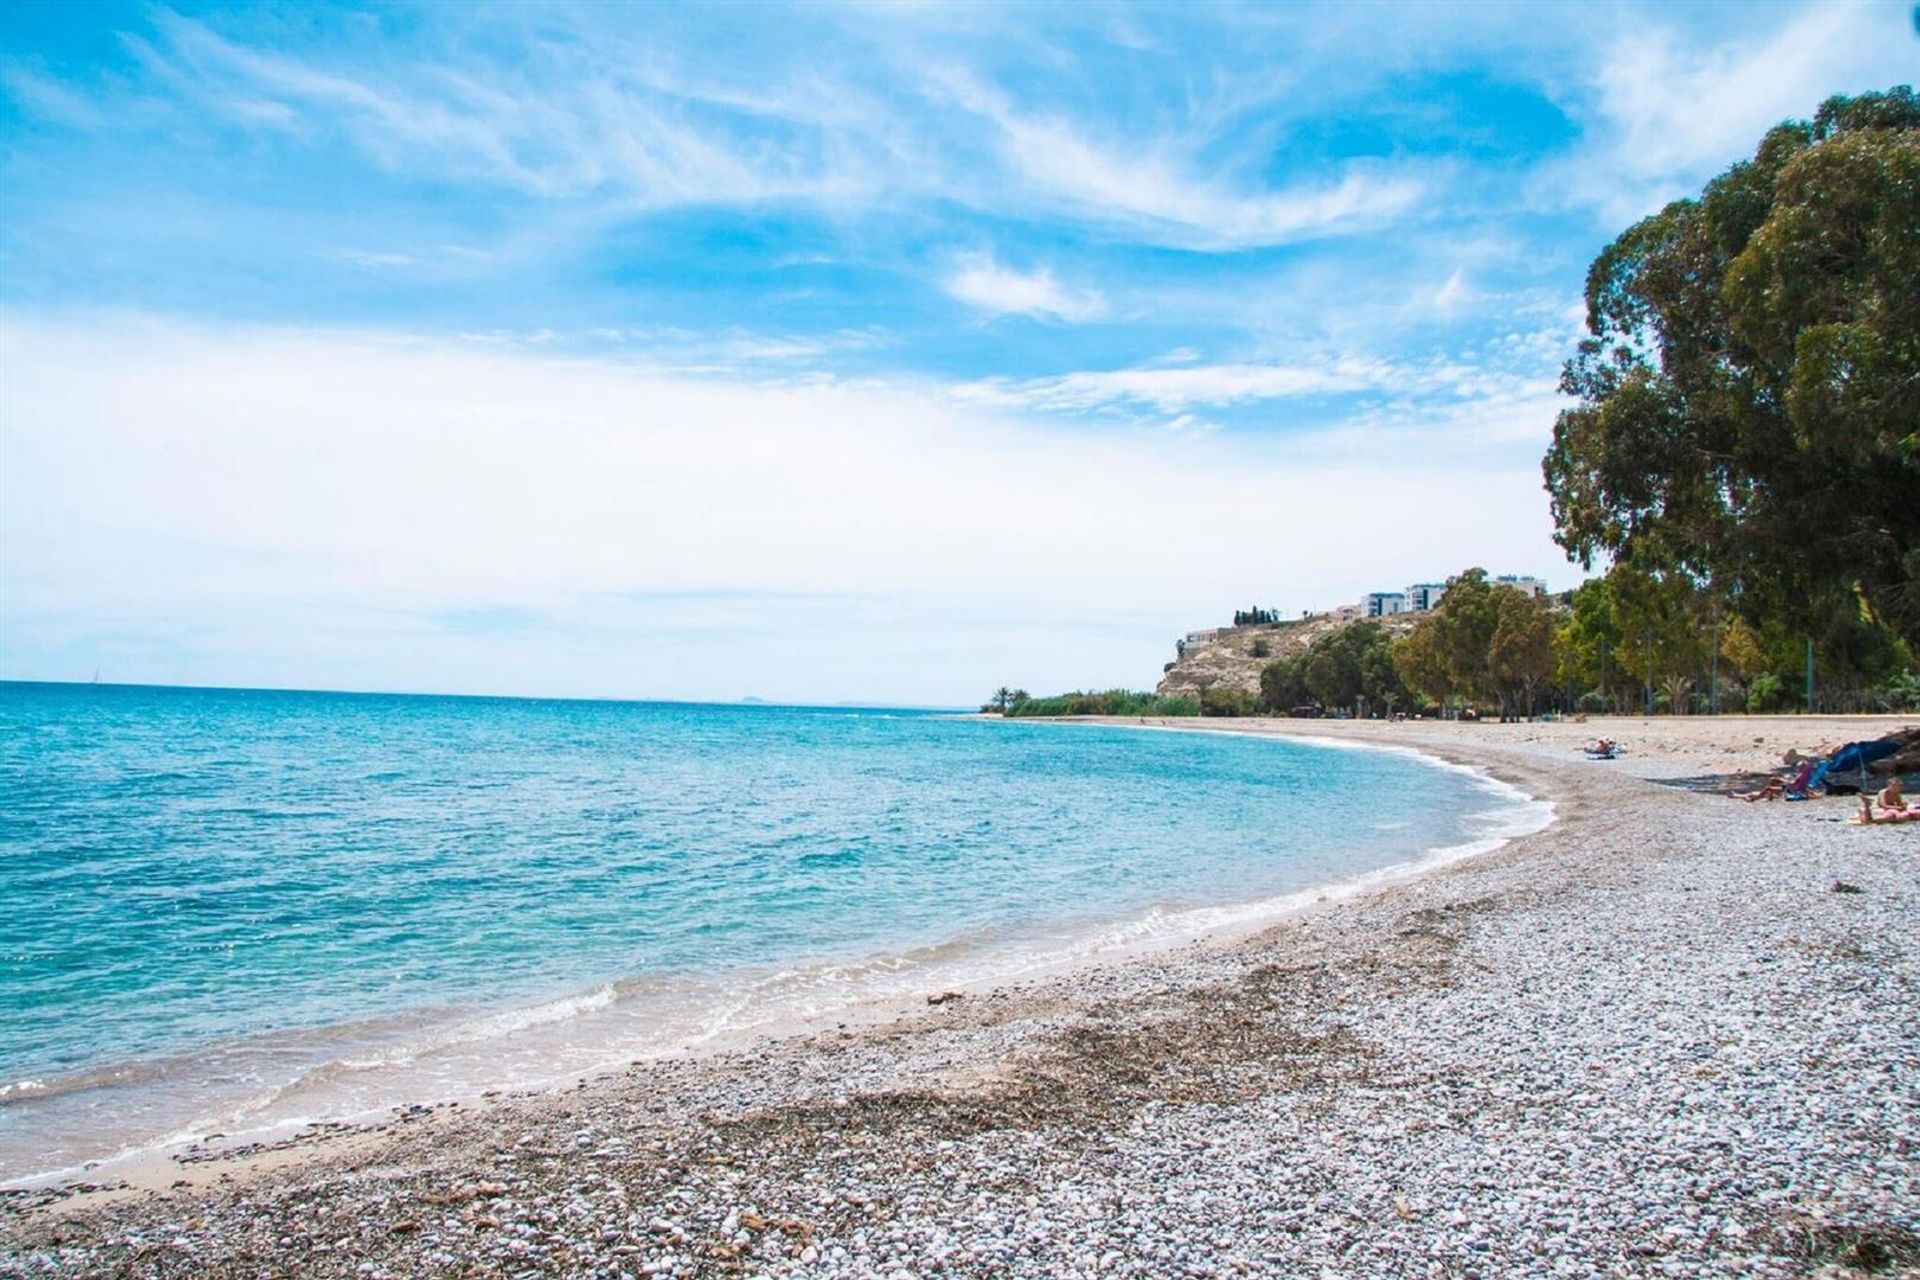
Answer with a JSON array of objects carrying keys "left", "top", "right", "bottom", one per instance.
[
  {"left": 5, "top": 714, "right": 1916, "bottom": 1277},
  {"left": 1, "top": 725, "right": 1543, "bottom": 1192}
]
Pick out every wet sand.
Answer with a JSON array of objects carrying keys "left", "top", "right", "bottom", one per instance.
[{"left": 3, "top": 714, "right": 1916, "bottom": 1278}]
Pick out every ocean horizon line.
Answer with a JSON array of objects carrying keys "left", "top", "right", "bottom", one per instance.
[{"left": 0, "top": 678, "right": 967, "bottom": 715}]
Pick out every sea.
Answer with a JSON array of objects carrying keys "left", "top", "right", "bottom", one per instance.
[{"left": 0, "top": 681, "right": 1545, "bottom": 1181}]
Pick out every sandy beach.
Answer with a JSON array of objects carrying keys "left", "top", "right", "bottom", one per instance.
[{"left": 4, "top": 714, "right": 1916, "bottom": 1278}]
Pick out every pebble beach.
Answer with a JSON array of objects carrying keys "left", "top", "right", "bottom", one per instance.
[{"left": 4, "top": 714, "right": 1916, "bottom": 1279}]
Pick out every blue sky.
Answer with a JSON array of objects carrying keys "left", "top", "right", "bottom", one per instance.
[{"left": 2, "top": 1, "right": 1914, "bottom": 703}]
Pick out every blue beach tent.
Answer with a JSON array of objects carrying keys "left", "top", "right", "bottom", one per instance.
[{"left": 1809, "top": 737, "right": 1900, "bottom": 791}]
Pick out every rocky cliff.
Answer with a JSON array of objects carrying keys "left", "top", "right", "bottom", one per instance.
[{"left": 1154, "top": 612, "right": 1421, "bottom": 699}]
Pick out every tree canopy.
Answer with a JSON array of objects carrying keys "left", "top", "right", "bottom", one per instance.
[
  {"left": 1258, "top": 621, "right": 1405, "bottom": 716},
  {"left": 1390, "top": 569, "right": 1556, "bottom": 717},
  {"left": 1543, "top": 87, "right": 1920, "bottom": 647}
]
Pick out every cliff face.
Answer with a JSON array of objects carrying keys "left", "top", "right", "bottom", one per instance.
[{"left": 1154, "top": 612, "right": 1421, "bottom": 699}]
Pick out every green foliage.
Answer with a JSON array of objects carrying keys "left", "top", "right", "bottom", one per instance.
[
  {"left": 1259, "top": 657, "right": 1310, "bottom": 713},
  {"left": 1884, "top": 669, "right": 1920, "bottom": 711},
  {"left": 1259, "top": 621, "right": 1406, "bottom": 715},
  {"left": 1554, "top": 576, "right": 1623, "bottom": 709},
  {"left": 1002, "top": 689, "right": 1199, "bottom": 718},
  {"left": 1391, "top": 569, "right": 1551, "bottom": 715},
  {"left": 1490, "top": 587, "right": 1556, "bottom": 715},
  {"left": 1199, "top": 686, "right": 1252, "bottom": 717},
  {"left": 1250, "top": 639, "right": 1272, "bottom": 659},
  {"left": 1543, "top": 86, "right": 1920, "bottom": 648},
  {"left": 1607, "top": 561, "right": 1710, "bottom": 706},
  {"left": 1747, "top": 671, "right": 1791, "bottom": 713}
]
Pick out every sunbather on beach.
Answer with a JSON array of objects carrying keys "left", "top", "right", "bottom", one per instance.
[
  {"left": 1734, "top": 759, "right": 1814, "bottom": 801},
  {"left": 1860, "top": 777, "right": 1916, "bottom": 823},
  {"left": 1782, "top": 744, "right": 1839, "bottom": 767}
]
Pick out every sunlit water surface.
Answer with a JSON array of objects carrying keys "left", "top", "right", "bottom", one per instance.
[{"left": 0, "top": 682, "right": 1537, "bottom": 1178}]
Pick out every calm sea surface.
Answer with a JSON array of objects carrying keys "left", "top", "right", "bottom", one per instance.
[{"left": 0, "top": 682, "right": 1532, "bottom": 1178}]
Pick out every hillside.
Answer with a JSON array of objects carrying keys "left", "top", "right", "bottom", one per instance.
[{"left": 1154, "top": 612, "right": 1422, "bottom": 700}]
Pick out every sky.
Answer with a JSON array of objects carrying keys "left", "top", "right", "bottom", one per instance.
[{"left": 1, "top": 1, "right": 1914, "bottom": 706}]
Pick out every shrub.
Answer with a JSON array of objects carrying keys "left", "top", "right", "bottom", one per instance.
[
  {"left": 1250, "top": 639, "right": 1272, "bottom": 659},
  {"left": 1748, "top": 671, "right": 1790, "bottom": 713},
  {"left": 1199, "top": 687, "right": 1252, "bottom": 717},
  {"left": 1003, "top": 689, "right": 1199, "bottom": 718},
  {"left": 1884, "top": 669, "right": 1920, "bottom": 712}
]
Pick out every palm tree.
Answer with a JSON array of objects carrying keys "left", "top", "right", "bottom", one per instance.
[
  {"left": 1659, "top": 673, "right": 1694, "bottom": 715},
  {"left": 991, "top": 687, "right": 1014, "bottom": 713}
]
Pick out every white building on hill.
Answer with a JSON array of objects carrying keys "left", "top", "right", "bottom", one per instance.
[
  {"left": 1364, "top": 591, "right": 1409, "bottom": 617},
  {"left": 1493, "top": 574, "right": 1548, "bottom": 597},
  {"left": 1406, "top": 581, "right": 1448, "bottom": 611}
]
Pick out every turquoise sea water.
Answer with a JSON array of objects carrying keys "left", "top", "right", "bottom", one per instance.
[{"left": 0, "top": 682, "right": 1532, "bottom": 1178}]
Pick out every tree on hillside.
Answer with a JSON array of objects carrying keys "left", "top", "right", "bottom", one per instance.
[
  {"left": 1543, "top": 87, "right": 1920, "bottom": 648},
  {"left": 1393, "top": 569, "right": 1493, "bottom": 709},
  {"left": 1390, "top": 568, "right": 1553, "bottom": 718},
  {"left": 1489, "top": 588, "right": 1555, "bottom": 718},
  {"left": 1300, "top": 622, "right": 1405, "bottom": 717},
  {"left": 1258, "top": 657, "right": 1309, "bottom": 714},
  {"left": 1391, "top": 621, "right": 1452, "bottom": 709},
  {"left": 1258, "top": 622, "right": 1405, "bottom": 716}
]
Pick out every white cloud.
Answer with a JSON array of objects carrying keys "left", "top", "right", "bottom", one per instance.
[
  {"left": 954, "top": 357, "right": 1394, "bottom": 413},
  {"left": 335, "top": 249, "right": 422, "bottom": 269},
  {"left": 0, "top": 313, "right": 1565, "bottom": 703},
  {"left": 134, "top": 10, "right": 882, "bottom": 206},
  {"left": 0, "top": 65, "right": 107, "bottom": 129},
  {"left": 1550, "top": 0, "right": 1917, "bottom": 219},
  {"left": 930, "top": 68, "right": 1426, "bottom": 249},
  {"left": 943, "top": 253, "right": 1106, "bottom": 322}
]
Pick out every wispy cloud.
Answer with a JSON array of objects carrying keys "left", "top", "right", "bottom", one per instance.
[
  {"left": 1541, "top": 0, "right": 1916, "bottom": 219},
  {"left": 943, "top": 253, "right": 1106, "bottom": 322},
  {"left": 929, "top": 67, "right": 1427, "bottom": 249},
  {"left": 0, "top": 64, "right": 105, "bottom": 129},
  {"left": 955, "top": 358, "right": 1392, "bottom": 413},
  {"left": 121, "top": 9, "right": 885, "bottom": 206}
]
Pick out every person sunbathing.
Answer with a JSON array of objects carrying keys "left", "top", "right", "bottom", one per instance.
[
  {"left": 1860, "top": 777, "right": 1917, "bottom": 823},
  {"left": 1734, "top": 759, "right": 1814, "bottom": 801}
]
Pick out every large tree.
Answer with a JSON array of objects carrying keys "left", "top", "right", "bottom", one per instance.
[
  {"left": 1543, "top": 87, "right": 1920, "bottom": 647},
  {"left": 1391, "top": 568, "right": 1547, "bottom": 716}
]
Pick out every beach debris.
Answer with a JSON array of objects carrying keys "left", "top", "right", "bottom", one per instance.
[
  {"left": 927, "top": 991, "right": 965, "bottom": 1006},
  {"left": 1833, "top": 881, "right": 1864, "bottom": 894}
]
